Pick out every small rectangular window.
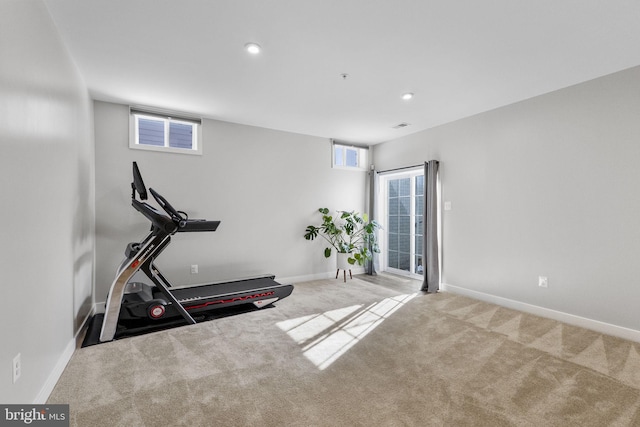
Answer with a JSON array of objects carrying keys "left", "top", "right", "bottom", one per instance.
[
  {"left": 130, "top": 108, "right": 202, "bottom": 155},
  {"left": 332, "top": 140, "right": 368, "bottom": 170}
]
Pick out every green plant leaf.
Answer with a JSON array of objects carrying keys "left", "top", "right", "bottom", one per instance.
[
  {"left": 324, "top": 247, "right": 332, "bottom": 258},
  {"left": 319, "top": 208, "right": 329, "bottom": 214},
  {"left": 344, "top": 222, "right": 354, "bottom": 235},
  {"left": 304, "top": 225, "right": 319, "bottom": 240}
]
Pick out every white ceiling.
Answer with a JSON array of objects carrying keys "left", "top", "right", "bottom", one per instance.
[{"left": 44, "top": 0, "right": 640, "bottom": 144}]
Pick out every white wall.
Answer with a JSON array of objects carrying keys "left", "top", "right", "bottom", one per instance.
[
  {"left": 373, "top": 66, "right": 640, "bottom": 336},
  {"left": 93, "top": 101, "right": 368, "bottom": 303},
  {"left": 0, "top": 1, "right": 94, "bottom": 403}
]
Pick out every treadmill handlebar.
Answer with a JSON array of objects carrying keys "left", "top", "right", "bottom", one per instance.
[
  {"left": 149, "top": 187, "right": 184, "bottom": 224},
  {"left": 132, "top": 193, "right": 220, "bottom": 234},
  {"left": 132, "top": 199, "right": 178, "bottom": 235}
]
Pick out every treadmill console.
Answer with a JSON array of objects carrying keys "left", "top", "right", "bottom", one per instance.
[{"left": 132, "top": 161, "right": 148, "bottom": 200}]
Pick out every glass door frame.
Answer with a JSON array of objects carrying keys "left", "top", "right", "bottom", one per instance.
[{"left": 378, "top": 168, "right": 424, "bottom": 279}]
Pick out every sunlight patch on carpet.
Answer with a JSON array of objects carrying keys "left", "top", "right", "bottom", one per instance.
[{"left": 277, "top": 293, "right": 417, "bottom": 370}]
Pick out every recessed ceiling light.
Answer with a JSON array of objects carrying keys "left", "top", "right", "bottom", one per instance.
[
  {"left": 402, "top": 92, "right": 414, "bottom": 100},
  {"left": 244, "top": 42, "right": 261, "bottom": 54}
]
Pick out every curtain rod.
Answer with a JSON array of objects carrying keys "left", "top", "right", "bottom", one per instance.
[{"left": 377, "top": 164, "right": 424, "bottom": 174}]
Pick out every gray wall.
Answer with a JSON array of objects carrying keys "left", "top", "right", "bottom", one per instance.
[
  {"left": 373, "top": 66, "right": 640, "bottom": 333},
  {"left": 0, "top": 1, "right": 94, "bottom": 403},
  {"left": 94, "top": 101, "right": 367, "bottom": 303}
]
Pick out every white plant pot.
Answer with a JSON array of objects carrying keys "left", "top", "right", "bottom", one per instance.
[{"left": 336, "top": 252, "right": 352, "bottom": 270}]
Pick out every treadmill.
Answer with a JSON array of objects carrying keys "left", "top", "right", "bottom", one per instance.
[{"left": 92, "top": 162, "right": 293, "bottom": 344}]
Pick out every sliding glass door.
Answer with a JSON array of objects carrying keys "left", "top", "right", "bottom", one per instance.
[{"left": 383, "top": 170, "right": 424, "bottom": 277}]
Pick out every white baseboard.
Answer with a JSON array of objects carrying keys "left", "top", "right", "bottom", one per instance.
[
  {"left": 34, "top": 339, "right": 76, "bottom": 404},
  {"left": 442, "top": 283, "right": 640, "bottom": 343},
  {"left": 34, "top": 305, "right": 96, "bottom": 404},
  {"left": 94, "top": 301, "right": 105, "bottom": 314}
]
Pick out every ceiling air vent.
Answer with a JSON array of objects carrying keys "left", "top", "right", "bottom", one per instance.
[{"left": 392, "top": 122, "right": 410, "bottom": 129}]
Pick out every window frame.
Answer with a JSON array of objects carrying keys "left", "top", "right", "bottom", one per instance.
[
  {"left": 129, "top": 109, "right": 203, "bottom": 155},
  {"left": 331, "top": 140, "right": 369, "bottom": 171},
  {"left": 378, "top": 168, "right": 425, "bottom": 279}
]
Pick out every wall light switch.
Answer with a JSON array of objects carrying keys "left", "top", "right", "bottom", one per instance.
[
  {"left": 444, "top": 201, "right": 452, "bottom": 211},
  {"left": 538, "top": 276, "right": 548, "bottom": 288}
]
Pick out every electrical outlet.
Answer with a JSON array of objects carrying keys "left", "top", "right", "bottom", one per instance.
[
  {"left": 12, "top": 353, "right": 21, "bottom": 384},
  {"left": 190, "top": 264, "right": 198, "bottom": 274},
  {"left": 538, "top": 276, "right": 548, "bottom": 288}
]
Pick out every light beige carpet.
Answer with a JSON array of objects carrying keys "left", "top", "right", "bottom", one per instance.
[{"left": 49, "top": 274, "right": 640, "bottom": 426}]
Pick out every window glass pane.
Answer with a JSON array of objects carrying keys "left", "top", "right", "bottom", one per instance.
[
  {"left": 398, "top": 233, "right": 410, "bottom": 253},
  {"left": 388, "top": 215, "right": 399, "bottom": 233},
  {"left": 416, "top": 175, "right": 424, "bottom": 196},
  {"left": 389, "top": 180, "right": 399, "bottom": 198},
  {"left": 415, "top": 235, "right": 423, "bottom": 256},
  {"left": 345, "top": 148, "right": 358, "bottom": 167},
  {"left": 399, "top": 216, "right": 411, "bottom": 235},
  {"left": 415, "top": 215, "right": 423, "bottom": 236},
  {"left": 388, "top": 197, "right": 399, "bottom": 216},
  {"left": 388, "top": 251, "right": 399, "bottom": 269},
  {"left": 415, "top": 175, "right": 425, "bottom": 266},
  {"left": 399, "top": 196, "right": 410, "bottom": 216},
  {"left": 399, "top": 178, "right": 410, "bottom": 196},
  {"left": 415, "top": 256, "right": 423, "bottom": 274},
  {"left": 138, "top": 118, "right": 165, "bottom": 146},
  {"left": 169, "top": 122, "right": 193, "bottom": 149},
  {"left": 388, "top": 233, "right": 399, "bottom": 251},
  {"left": 398, "top": 252, "right": 410, "bottom": 271},
  {"left": 334, "top": 147, "right": 344, "bottom": 166},
  {"left": 415, "top": 195, "right": 424, "bottom": 216}
]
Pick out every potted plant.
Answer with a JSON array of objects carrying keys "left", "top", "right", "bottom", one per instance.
[{"left": 303, "top": 208, "right": 381, "bottom": 267}]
